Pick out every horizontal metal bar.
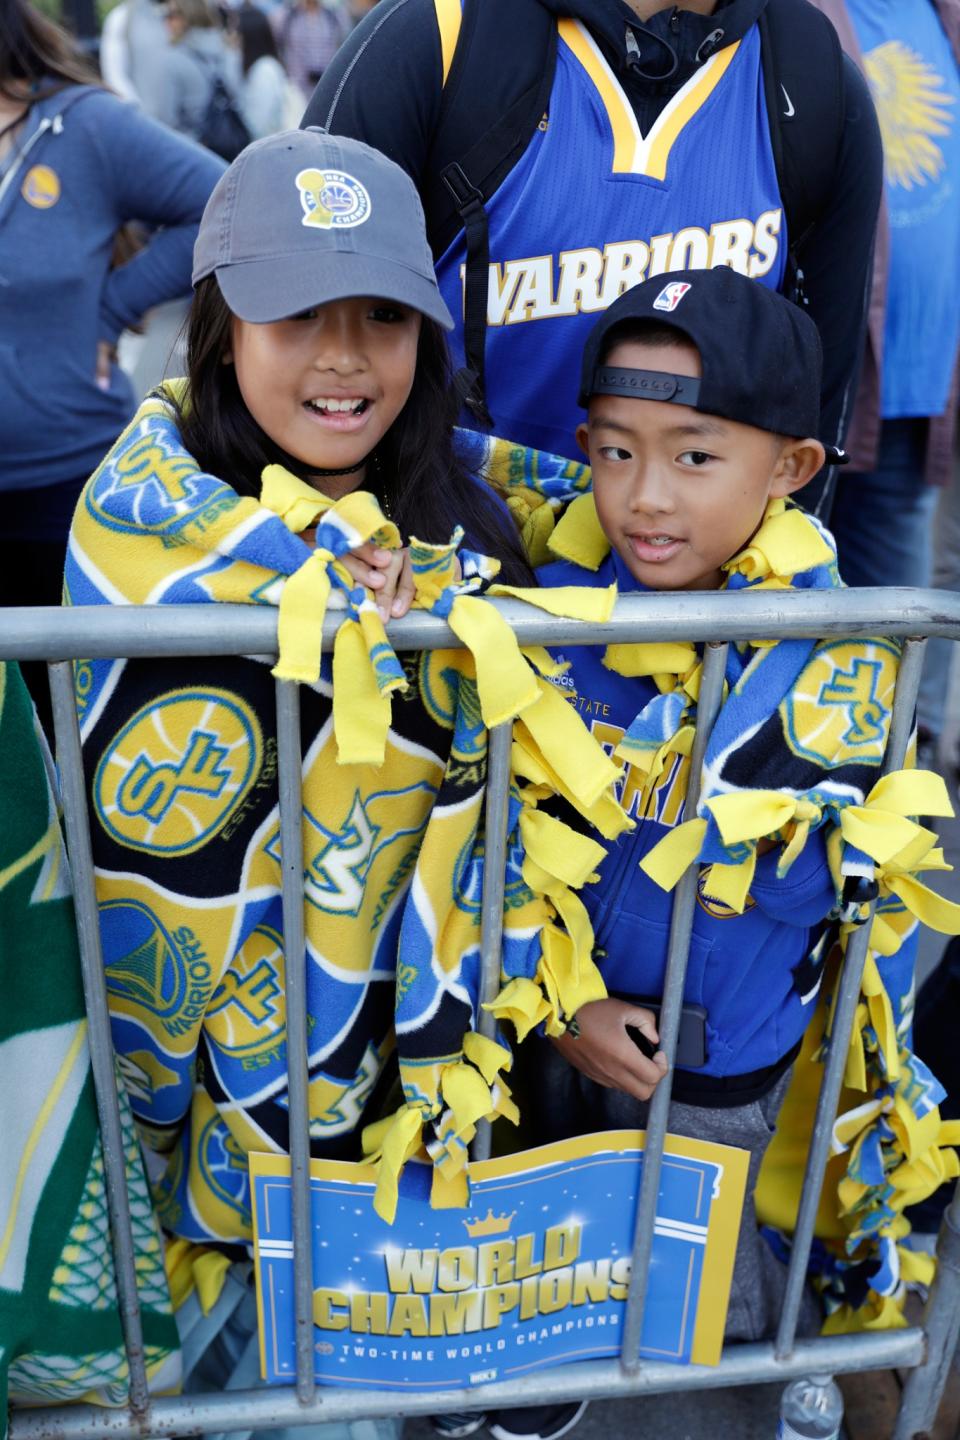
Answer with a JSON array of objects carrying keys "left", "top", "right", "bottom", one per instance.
[
  {"left": 4, "top": 588, "right": 960, "bottom": 663},
  {"left": 8, "top": 1330, "right": 925, "bottom": 1440}
]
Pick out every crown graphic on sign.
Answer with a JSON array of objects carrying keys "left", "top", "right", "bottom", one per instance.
[{"left": 462, "top": 1209, "right": 516, "bottom": 1239}]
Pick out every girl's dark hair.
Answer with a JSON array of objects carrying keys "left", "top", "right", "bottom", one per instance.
[
  {"left": 0, "top": 0, "right": 98, "bottom": 98},
  {"left": 233, "top": 4, "right": 280, "bottom": 74},
  {"left": 175, "top": 277, "right": 534, "bottom": 584}
]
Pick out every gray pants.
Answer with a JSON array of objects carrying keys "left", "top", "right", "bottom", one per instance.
[{"left": 519, "top": 1038, "right": 818, "bottom": 1343}]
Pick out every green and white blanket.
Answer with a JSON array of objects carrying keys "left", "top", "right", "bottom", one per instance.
[{"left": 0, "top": 662, "right": 179, "bottom": 1433}]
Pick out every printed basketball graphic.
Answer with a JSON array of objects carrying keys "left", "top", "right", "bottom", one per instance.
[
  {"left": 296, "top": 168, "right": 371, "bottom": 228},
  {"left": 197, "top": 1111, "right": 252, "bottom": 1228},
  {"left": 205, "top": 925, "right": 285, "bottom": 1061},
  {"left": 102, "top": 898, "right": 216, "bottom": 1035},
  {"left": 781, "top": 640, "right": 899, "bottom": 768},
  {"left": 697, "top": 867, "right": 756, "bottom": 918},
  {"left": 94, "top": 688, "right": 263, "bottom": 855},
  {"left": 22, "top": 164, "right": 60, "bottom": 208}
]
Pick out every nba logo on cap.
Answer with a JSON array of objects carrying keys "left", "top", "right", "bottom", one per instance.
[{"left": 653, "top": 281, "right": 692, "bottom": 313}]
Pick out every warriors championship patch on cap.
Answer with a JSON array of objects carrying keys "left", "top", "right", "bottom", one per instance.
[
  {"left": 192, "top": 129, "right": 453, "bottom": 329},
  {"left": 579, "top": 268, "right": 846, "bottom": 461}
]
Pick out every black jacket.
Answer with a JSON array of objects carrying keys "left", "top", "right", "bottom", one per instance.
[{"left": 304, "top": 0, "right": 882, "bottom": 511}]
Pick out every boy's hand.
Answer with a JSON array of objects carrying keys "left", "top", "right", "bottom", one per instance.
[
  {"left": 551, "top": 998, "right": 668, "bottom": 1102},
  {"left": 340, "top": 544, "right": 416, "bottom": 620}
]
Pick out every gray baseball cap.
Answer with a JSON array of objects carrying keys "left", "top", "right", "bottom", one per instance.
[{"left": 192, "top": 128, "right": 454, "bottom": 329}]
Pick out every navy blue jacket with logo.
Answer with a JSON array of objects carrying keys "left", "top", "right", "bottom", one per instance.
[{"left": 540, "top": 551, "right": 836, "bottom": 1093}]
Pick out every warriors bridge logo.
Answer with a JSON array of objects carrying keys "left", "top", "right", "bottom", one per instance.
[{"left": 102, "top": 898, "right": 217, "bottom": 1044}]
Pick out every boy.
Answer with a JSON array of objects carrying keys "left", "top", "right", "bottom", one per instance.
[{"left": 531, "top": 266, "right": 860, "bottom": 1342}]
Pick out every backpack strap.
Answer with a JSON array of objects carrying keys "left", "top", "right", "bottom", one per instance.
[
  {"left": 759, "top": 0, "right": 845, "bottom": 306},
  {"left": 422, "top": 0, "right": 557, "bottom": 425}
]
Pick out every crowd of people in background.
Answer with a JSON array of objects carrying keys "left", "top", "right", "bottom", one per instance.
[{"left": 99, "top": 0, "right": 373, "bottom": 144}]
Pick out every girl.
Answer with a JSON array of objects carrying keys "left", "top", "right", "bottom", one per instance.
[{"left": 66, "top": 129, "right": 618, "bottom": 1435}]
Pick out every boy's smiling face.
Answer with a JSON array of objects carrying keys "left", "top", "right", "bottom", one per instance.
[{"left": 579, "top": 336, "right": 822, "bottom": 592}]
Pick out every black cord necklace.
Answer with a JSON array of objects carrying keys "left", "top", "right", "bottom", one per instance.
[
  {"left": 309, "top": 452, "right": 395, "bottom": 520},
  {"left": 311, "top": 457, "right": 367, "bottom": 478}
]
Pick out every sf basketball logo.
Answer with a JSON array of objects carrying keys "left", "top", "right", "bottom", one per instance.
[
  {"left": 782, "top": 640, "right": 899, "bottom": 768},
  {"left": 94, "top": 688, "right": 263, "bottom": 855},
  {"left": 296, "top": 167, "right": 371, "bottom": 229},
  {"left": 653, "top": 281, "right": 692, "bottom": 312},
  {"left": 205, "top": 925, "right": 285, "bottom": 1064}
]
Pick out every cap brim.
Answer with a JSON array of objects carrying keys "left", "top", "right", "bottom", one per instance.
[{"left": 214, "top": 250, "right": 454, "bottom": 330}]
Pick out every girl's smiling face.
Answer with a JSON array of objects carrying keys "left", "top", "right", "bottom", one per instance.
[{"left": 230, "top": 296, "right": 421, "bottom": 494}]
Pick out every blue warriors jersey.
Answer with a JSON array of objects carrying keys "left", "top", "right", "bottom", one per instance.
[{"left": 436, "top": 17, "right": 786, "bottom": 461}]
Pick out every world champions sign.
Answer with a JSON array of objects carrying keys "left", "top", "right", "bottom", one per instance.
[{"left": 251, "top": 1131, "right": 748, "bottom": 1388}]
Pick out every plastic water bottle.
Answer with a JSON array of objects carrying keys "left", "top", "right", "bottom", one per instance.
[{"left": 776, "top": 1374, "right": 844, "bottom": 1438}]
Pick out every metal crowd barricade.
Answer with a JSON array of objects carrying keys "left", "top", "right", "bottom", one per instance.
[{"left": 5, "top": 586, "right": 960, "bottom": 1440}]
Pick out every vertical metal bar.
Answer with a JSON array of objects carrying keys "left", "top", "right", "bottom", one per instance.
[
  {"left": 893, "top": 1181, "right": 960, "bottom": 1439},
  {"left": 47, "top": 662, "right": 150, "bottom": 1416},
  {"left": 620, "top": 641, "right": 729, "bottom": 1373},
  {"left": 471, "top": 721, "right": 513, "bottom": 1164},
  {"left": 274, "top": 678, "right": 315, "bottom": 1406},
  {"left": 775, "top": 637, "right": 926, "bottom": 1358}
]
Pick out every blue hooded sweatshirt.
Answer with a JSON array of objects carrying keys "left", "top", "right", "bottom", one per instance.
[
  {"left": 0, "top": 86, "right": 224, "bottom": 497},
  {"left": 540, "top": 548, "right": 837, "bottom": 1098}
]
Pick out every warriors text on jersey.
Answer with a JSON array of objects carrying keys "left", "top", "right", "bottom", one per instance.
[{"left": 436, "top": 18, "right": 786, "bottom": 460}]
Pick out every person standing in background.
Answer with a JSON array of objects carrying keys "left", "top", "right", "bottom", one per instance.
[
  {"left": 231, "top": 3, "right": 299, "bottom": 135},
  {"left": 98, "top": 0, "right": 171, "bottom": 116},
  {"left": 303, "top": 0, "right": 882, "bottom": 512},
  {"left": 273, "top": 0, "right": 347, "bottom": 99},
  {"left": 811, "top": 0, "right": 960, "bottom": 767},
  {"left": 345, "top": 0, "right": 379, "bottom": 25},
  {"left": 0, "top": 0, "right": 224, "bottom": 733},
  {"left": 156, "top": 0, "right": 241, "bottom": 142}
]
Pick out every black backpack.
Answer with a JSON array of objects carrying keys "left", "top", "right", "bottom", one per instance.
[
  {"left": 420, "top": 0, "right": 846, "bottom": 424},
  {"left": 184, "top": 48, "right": 252, "bottom": 162}
]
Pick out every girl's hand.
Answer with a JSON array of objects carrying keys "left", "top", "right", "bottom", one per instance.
[
  {"left": 551, "top": 998, "right": 668, "bottom": 1102},
  {"left": 340, "top": 544, "right": 416, "bottom": 620}
]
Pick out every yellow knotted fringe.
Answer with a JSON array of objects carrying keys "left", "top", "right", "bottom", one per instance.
[
  {"left": 261, "top": 472, "right": 409, "bottom": 757},
  {"left": 363, "top": 1035, "right": 519, "bottom": 1223},
  {"left": 640, "top": 772, "right": 960, "bottom": 944}
]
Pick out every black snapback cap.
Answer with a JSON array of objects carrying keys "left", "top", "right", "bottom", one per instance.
[{"left": 579, "top": 268, "right": 846, "bottom": 461}]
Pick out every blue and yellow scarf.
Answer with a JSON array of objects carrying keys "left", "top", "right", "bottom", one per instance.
[{"left": 65, "top": 388, "right": 629, "bottom": 1250}]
